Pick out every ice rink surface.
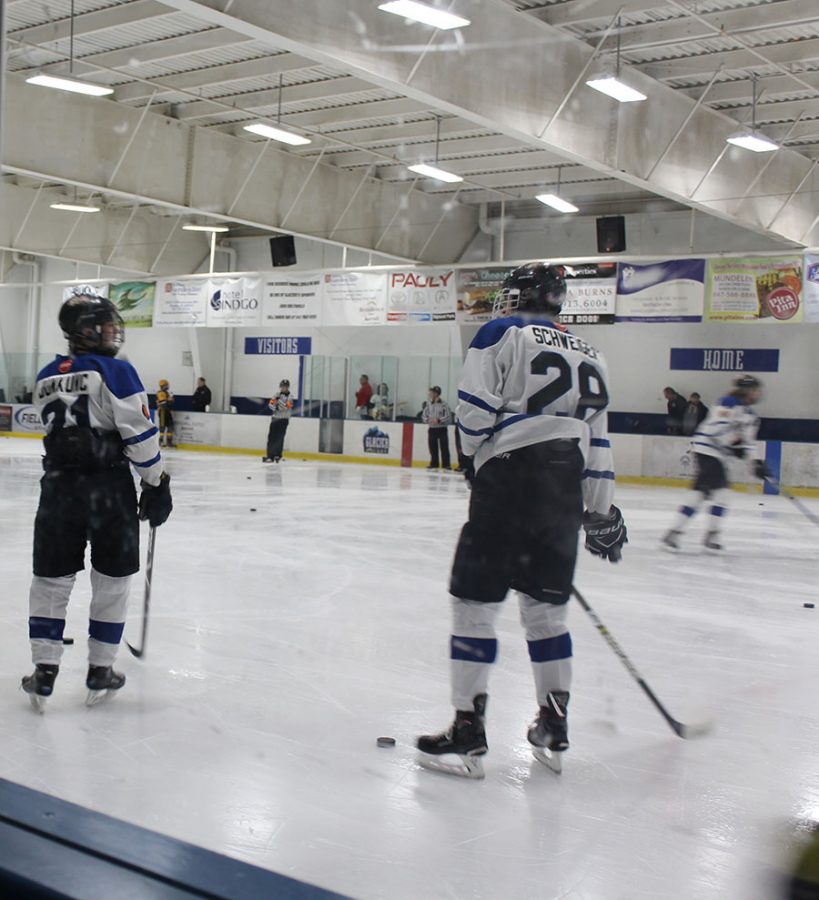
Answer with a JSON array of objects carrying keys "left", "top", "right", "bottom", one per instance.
[{"left": 1, "top": 436, "right": 817, "bottom": 900}]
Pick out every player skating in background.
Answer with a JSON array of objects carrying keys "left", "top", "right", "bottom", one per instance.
[
  {"left": 22, "top": 286, "right": 173, "bottom": 711},
  {"left": 663, "top": 375, "right": 770, "bottom": 552},
  {"left": 416, "top": 263, "right": 627, "bottom": 778},
  {"left": 156, "top": 378, "right": 175, "bottom": 447},
  {"left": 263, "top": 379, "right": 293, "bottom": 463}
]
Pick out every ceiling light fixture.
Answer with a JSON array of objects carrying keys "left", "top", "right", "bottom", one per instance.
[
  {"left": 726, "top": 75, "right": 778, "bottom": 153},
  {"left": 378, "top": 1, "right": 470, "bottom": 30},
  {"left": 50, "top": 201, "right": 101, "bottom": 213},
  {"left": 585, "top": 17, "right": 646, "bottom": 103},
  {"left": 182, "top": 224, "right": 230, "bottom": 233},
  {"left": 26, "top": 1, "right": 113, "bottom": 97},
  {"left": 536, "top": 166, "right": 579, "bottom": 213},
  {"left": 407, "top": 116, "right": 463, "bottom": 183},
  {"left": 243, "top": 75, "right": 311, "bottom": 146}
]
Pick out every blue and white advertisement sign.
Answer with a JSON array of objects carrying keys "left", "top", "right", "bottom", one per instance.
[
  {"left": 615, "top": 259, "right": 705, "bottom": 322},
  {"left": 670, "top": 348, "right": 779, "bottom": 372},
  {"left": 804, "top": 255, "right": 819, "bottom": 323}
]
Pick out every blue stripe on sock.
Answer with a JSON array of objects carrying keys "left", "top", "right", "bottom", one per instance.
[
  {"left": 29, "top": 617, "right": 66, "bottom": 641},
  {"left": 710, "top": 506, "right": 726, "bottom": 518},
  {"left": 681, "top": 505, "right": 696, "bottom": 517},
  {"left": 450, "top": 636, "right": 497, "bottom": 663},
  {"left": 527, "top": 632, "right": 572, "bottom": 663},
  {"left": 89, "top": 620, "right": 125, "bottom": 644}
]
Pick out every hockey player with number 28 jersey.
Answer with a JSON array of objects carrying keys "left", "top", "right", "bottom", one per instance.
[
  {"left": 21, "top": 286, "right": 173, "bottom": 712},
  {"left": 417, "top": 263, "right": 628, "bottom": 778}
]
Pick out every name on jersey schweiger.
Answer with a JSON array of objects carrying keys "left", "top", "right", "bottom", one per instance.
[
  {"left": 37, "top": 373, "right": 90, "bottom": 400},
  {"left": 530, "top": 326, "right": 599, "bottom": 360}
]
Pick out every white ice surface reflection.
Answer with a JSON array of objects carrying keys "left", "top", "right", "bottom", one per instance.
[{"left": 1, "top": 437, "right": 818, "bottom": 900}]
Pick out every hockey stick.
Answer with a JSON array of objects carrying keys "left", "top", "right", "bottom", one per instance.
[
  {"left": 571, "top": 587, "right": 712, "bottom": 740},
  {"left": 126, "top": 526, "right": 156, "bottom": 659},
  {"left": 764, "top": 477, "right": 819, "bottom": 528}
]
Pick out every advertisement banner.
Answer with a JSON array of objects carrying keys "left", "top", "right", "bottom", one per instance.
[
  {"left": 321, "top": 271, "right": 387, "bottom": 326},
  {"left": 11, "top": 404, "right": 44, "bottom": 433},
  {"left": 804, "top": 255, "right": 819, "bottom": 323},
  {"left": 244, "top": 337, "right": 312, "bottom": 355},
  {"left": 172, "top": 411, "right": 222, "bottom": 446},
  {"left": 559, "top": 263, "right": 617, "bottom": 325},
  {"left": 153, "top": 279, "right": 208, "bottom": 327},
  {"left": 705, "top": 257, "right": 803, "bottom": 323},
  {"left": 0, "top": 404, "right": 11, "bottom": 432},
  {"left": 262, "top": 272, "right": 322, "bottom": 324},
  {"left": 109, "top": 281, "right": 155, "bottom": 328},
  {"left": 615, "top": 259, "right": 705, "bottom": 322},
  {"left": 670, "top": 348, "right": 779, "bottom": 372},
  {"left": 386, "top": 269, "right": 457, "bottom": 323},
  {"left": 456, "top": 266, "right": 512, "bottom": 323},
  {"left": 206, "top": 277, "right": 262, "bottom": 327}
]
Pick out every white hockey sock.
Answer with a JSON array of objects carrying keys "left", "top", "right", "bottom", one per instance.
[
  {"left": 29, "top": 574, "right": 75, "bottom": 665},
  {"left": 706, "top": 488, "right": 729, "bottom": 534},
  {"left": 449, "top": 596, "right": 501, "bottom": 711},
  {"left": 88, "top": 569, "right": 132, "bottom": 666},
  {"left": 671, "top": 490, "right": 706, "bottom": 532},
  {"left": 518, "top": 593, "right": 572, "bottom": 704}
]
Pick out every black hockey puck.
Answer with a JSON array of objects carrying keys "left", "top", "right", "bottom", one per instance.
[
  {"left": 804, "top": 603, "right": 815, "bottom": 609},
  {"left": 62, "top": 637, "right": 74, "bottom": 645},
  {"left": 250, "top": 508, "right": 257, "bottom": 512},
  {"left": 376, "top": 736, "right": 396, "bottom": 748}
]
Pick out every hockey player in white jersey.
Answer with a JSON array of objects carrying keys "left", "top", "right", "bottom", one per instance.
[
  {"left": 416, "top": 263, "right": 627, "bottom": 778},
  {"left": 663, "top": 375, "right": 770, "bottom": 552},
  {"left": 21, "top": 286, "right": 173, "bottom": 711}
]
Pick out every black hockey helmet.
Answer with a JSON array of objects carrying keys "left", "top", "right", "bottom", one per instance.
[
  {"left": 280, "top": 379, "right": 290, "bottom": 388},
  {"left": 733, "top": 374, "right": 762, "bottom": 403},
  {"left": 59, "top": 286, "right": 124, "bottom": 357},
  {"left": 493, "top": 263, "right": 567, "bottom": 318}
]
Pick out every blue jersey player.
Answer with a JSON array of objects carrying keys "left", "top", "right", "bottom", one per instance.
[
  {"left": 416, "top": 263, "right": 627, "bottom": 778},
  {"left": 22, "top": 286, "right": 173, "bottom": 711}
]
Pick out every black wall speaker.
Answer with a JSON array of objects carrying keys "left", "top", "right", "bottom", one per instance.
[
  {"left": 269, "top": 235, "right": 297, "bottom": 267},
  {"left": 596, "top": 216, "right": 626, "bottom": 253}
]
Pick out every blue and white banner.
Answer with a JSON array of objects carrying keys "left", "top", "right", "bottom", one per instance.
[
  {"left": 804, "top": 255, "right": 819, "bottom": 323},
  {"left": 670, "top": 347, "right": 780, "bottom": 372},
  {"left": 615, "top": 259, "right": 705, "bottom": 322},
  {"left": 244, "top": 337, "right": 312, "bottom": 355}
]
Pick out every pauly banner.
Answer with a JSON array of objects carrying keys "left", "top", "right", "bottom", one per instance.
[
  {"left": 153, "top": 279, "right": 209, "bottom": 326},
  {"left": 559, "top": 262, "right": 617, "bottom": 325},
  {"left": 705, "top": 257, "right": 803, "bottom": 323},
  {"left": 386, "top": 269, "right": 456, "bottom": 323},
  {"left": 615, "top": 259, "right": 705, "bottom": 322}
]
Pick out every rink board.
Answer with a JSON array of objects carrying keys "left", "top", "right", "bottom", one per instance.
[{"left": 0, "top": 778, "right": 346, "bottom": 900}]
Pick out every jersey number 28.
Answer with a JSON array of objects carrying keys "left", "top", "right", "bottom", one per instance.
[{"left": 526, "top": 351, "right": 608, "bottom": 421}]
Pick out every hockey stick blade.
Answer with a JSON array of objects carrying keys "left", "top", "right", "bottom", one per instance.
[
  {"left": 764, "top": 477, "right": 819, "bottom": 528},
  {"left": 572, "top": 587, "right": 712, "bottom": 741}
]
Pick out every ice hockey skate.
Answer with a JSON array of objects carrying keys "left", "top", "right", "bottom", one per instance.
[
  {"left": 703, "top": 531, "right": 723, "bottom": 552},
  {"left": 416, "top": 694, "right": 487, "bottom": 779},
  {"left": 528, "top": 692, "right": 569, "bottom": 774},
  {"left": 661, "top": 529, "right": 681, "bottom": 552},
  {"left": 86, "top": 665, "right": 126, "bottom": 707},
  {"left": 21, "top": 664, "right": 59, "bottom": 713}
]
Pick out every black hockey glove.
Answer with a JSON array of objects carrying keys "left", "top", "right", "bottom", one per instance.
[
  {"left": 583, "top": 505, "right": 627, "bottom": 563},
  {"left": 753, "top": 459, "right": 772, "bottom": 481},
  {"left": 138, "top": 472, "right": 173, "bottom": 527},
  {"left": 729, "top": 442, "right": 748, "bottom": 459}
]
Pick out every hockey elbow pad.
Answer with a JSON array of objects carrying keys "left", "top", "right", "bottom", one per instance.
[
  {"left": 582, "top": 505, "right": 627, "bottom": 563},
  {"left": 138, "top": 472, "right": 173, "bottom": 527}
]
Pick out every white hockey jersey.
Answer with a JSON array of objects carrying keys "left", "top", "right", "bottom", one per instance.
[
  {"left": 692, "top": 394, "right": 759, "bottom": 462},
  {"left": 456, "top": 315, "right": 615, "bottom": 514},
  {"left": 33, "top": 354, "right": 163, "bottom": 486}
]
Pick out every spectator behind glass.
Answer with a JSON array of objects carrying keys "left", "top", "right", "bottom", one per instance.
[
  {"left": 355, "top": 374, "right": 373, "bottom": 419},
  {"left": 682, "top": 392, "right": 709, "bottom": 436},
  {"left": 191, "top": 377, "right": 212, "bottom": 412},
  {"left": 663, "top": 386, "right": 687, "bottom": 435}
]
